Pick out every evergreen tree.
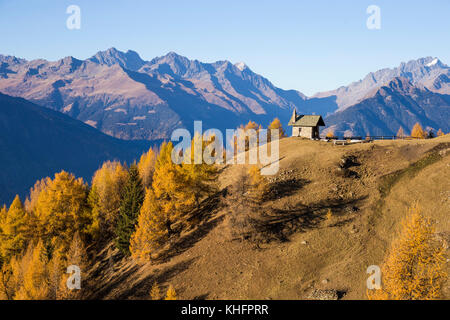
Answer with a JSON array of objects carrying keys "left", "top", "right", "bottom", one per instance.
[{"left": 115, "top": 165, "right": 145, "bottom": 255}]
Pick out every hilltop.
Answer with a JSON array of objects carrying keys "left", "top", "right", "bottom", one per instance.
[{"left": 85, "top": 135, "right": 450, "bottom": 300}]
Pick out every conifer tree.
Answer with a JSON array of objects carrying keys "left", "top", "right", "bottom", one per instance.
[
  {"left": 138, "top": 147, "right": 157, "bottom": 189},
  {"left": 182, "top": 134, "right": 219, "bottom": 207},
  {"left": 24, "top": 178, "right": 50, "bottom": 214},
  {"left": 326, "top": 130, "right": 335, "bottom": 138},
  {"left": 14, "top": 241, "right": 50, "bottom": 300},
  {"left": 368, "top": 204, "right": 447, "bottom": 300},
  {"left": 152, "top": 142, "right": 195, "bottom": 235},
  {"left": 130, "top": 188, "right": 168, "bottom": 261},
  {"left": 149, "top": 281, "right": 161, "bottom": 300},
  {"left": 89, "top": 161, "right": 128, "bottom": 237},
  {"left": 115, "top": 165, "right": 145, "bottom": 255},
  {"left": 34, "top": 171, "right": 91, "bottom": 255},
  {"left": 268, "top": 117, "right": 286, "bottom": 141},
  {"left": 411, "top": 123, "right": 425, "bottom": 139},
  {"left": 165, "top": 284, "right": 177, "bottom": 300},
  {"left": 0, "top": 196, "right": 32, "bottom": 262},
  {"left": 248, "top": 165, "right": 267, "bottom": 203},
  {"left": 437, "top": 129, "right": 445, "bottom": 137},
  {"left": 396, "top": 127, "right": 406, "bottom": 139},
  {"left": 57, "top": 232, "right": 87, "bottom": 300}
]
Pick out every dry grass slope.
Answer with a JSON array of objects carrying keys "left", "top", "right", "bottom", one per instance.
[{"left": 85, "top": 135, "right": 450, "bottom": 300}]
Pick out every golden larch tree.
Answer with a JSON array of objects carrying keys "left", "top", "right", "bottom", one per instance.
[
  {"left": 89, "top": 161, "right": 128, "bottom": 237},
  {"left": 436, "top": 129, "right": 445, "bottom": 137},
  {"left": 152, "top": 142, "right": 195, "bottom": 235},
  {"left": 35, "top": 171, "right": 91, "bottom": 255},
  {"left": 0, "top": 195, "right": 33, "bottom": 262},
  {"left": 57, "top": 231, "right": 88, "bottom": 300},
  {"left": 165, "top": 284, "right": 177, "bottom": 300},
  {"left": 268, "top": 118, "right": 286, "bottom": 140},
  {"left": 368, "top": 204, "right": 447, "bottom": 300},
  {"left": 138, "top": 147, "right": 157, "bottom": 189},
  {"left": 149, "top": 281, "right": 161, "bottom": 300},
  {"left": 411, "top": 123, "right": 426, "bottom": 139},
  {"left": 14, "top": 241, "right": 50, "bottom": 300},
  {"left": 130, "top": 188, "right": 168, "bottom": 261}
]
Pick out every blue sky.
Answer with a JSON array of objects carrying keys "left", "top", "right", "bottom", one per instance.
[{"left": 0, "top": 0, "right": 449, "bottom": 95}]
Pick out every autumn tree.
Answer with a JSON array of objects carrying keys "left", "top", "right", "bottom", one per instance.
[
  {"left": 138, "top": 147, "right": 157, "bottom": 189},
  {"left": 368, "top": 204, "right": 447, "bottom": 300},
  {"left": 268, "top": 118, "right": 286, "bottom": 141},
  {"left": 248, "top": 165, "right": 268, "bottom": 203},
  {"left": 152, "top": 142, "right": 195, "bottom": 235},
  {"left": 182, "top": 134, "right": 219, "bottom": 207},
  {"left": 232, "top": 121, "right": 262, "bottom": 154},
  {"left": 89, "top": 161, "right": 128, "bottom": 238},
  {"left": 57, "top": 232, "right": 88, "bottom": 300},
  {"left": 326, "top": 209, "right": 333, "bottom": 221},
  {"left": 130, "top": 188, "right": 168, "bottom": 261},
  {"left": 165, "top": 284, "right": 177, "bottom": 300},
  {"left": 13, "top": 241, "right": 50, "bottom": 300},
  {"left": 149, "top": 281, "right": 161, "bottom": 300},
  {"left": 24, "top": 178, "right": 50, "bottom": 214},
  {"left": 396, "top": 127, "right": 406, "bottom": 139},
  {"left": 411, "top": 123, "right": 425, "bottom": 139},
  {"left": 437, "top": 129, "right": 445, "bottom": 137},
  {"left": 326, "top": 130, "right": 335, "bottom": 138},
  {"left": 34, "top": 171, "right": 91, "bottom": 255},
  {"left": 225, "top": 166, "right": 267, "bottom": 242},
  {"left": 115, "top": 165, "right": 145, "bottom": 255},
  {"left": 0, "top": 196, "right": 33, "bottom": 262}
]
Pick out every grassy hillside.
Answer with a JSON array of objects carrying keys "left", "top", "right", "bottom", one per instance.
[{"left": 85, "top": 135, "right": 450, "bottom": 300}]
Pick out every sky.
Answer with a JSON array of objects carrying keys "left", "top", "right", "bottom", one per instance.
[{"left": 0, "top": 0, "right": 449, "bottom": 96}]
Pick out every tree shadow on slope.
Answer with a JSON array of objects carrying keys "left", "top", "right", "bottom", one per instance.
[
  {"left": 156, "top": 189, "right": 227, "bottom": 263},
  {"left": 253, "top": 196, "right": 367, "bottom": 243},
  {"left": 265, "top": 178, "right": 311, "bottom": 201},
  {"left": 115, "top": 257, "right": 198, "bottom": 300},
  {"left": 87, "top": 256, "right": 197, "bottom": 300}
]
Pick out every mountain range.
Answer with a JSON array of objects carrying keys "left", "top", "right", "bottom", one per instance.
[{"left": 0, "top": 48, "right": 449, "bottom": 138}]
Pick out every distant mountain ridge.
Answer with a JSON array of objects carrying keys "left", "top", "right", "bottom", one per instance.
[
  {"left": 314, "top": 56, "right": 450, "bottom": 111},
  {"left": 324, "top": 77, "right": 450, "bottom": 137},
  {"left": 0, "top": 49, "right": 448, "bottom": 138},
  {"left": 0, "top": 48, "right": 312, "bottom": 140}
]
